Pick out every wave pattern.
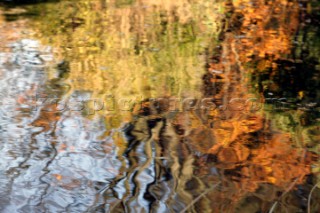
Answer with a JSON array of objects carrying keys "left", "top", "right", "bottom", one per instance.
[{"left": 0, "top": 0, "right": 320, "bottom": 212}]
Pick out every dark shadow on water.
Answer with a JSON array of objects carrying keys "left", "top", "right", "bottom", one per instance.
[
  {"left": 1, "top": 0, "right": 60, "bottom": 6},
  {"left": 0, "top": 0, "right": 61, "bottom": 21}
]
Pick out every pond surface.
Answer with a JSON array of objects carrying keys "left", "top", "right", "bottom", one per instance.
[{"left": 0, "top": 0, "right": 319, "bottom": 212}]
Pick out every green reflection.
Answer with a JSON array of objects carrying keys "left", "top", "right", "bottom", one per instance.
[{"left": 19, "top": 0, "right": 223, "bottom": 125}]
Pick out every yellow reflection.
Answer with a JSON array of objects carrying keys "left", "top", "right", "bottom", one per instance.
[{"left": 28, "top": 0, "right": 223, "bottom": 127}]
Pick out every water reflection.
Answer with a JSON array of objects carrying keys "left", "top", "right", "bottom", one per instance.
[{"left": 0, "top": 0, "right": 319, "bottom": 212}]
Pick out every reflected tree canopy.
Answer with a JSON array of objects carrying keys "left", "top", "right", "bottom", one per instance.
[{"left": 0, "top": 0, "right": 319, "bottom": 212}]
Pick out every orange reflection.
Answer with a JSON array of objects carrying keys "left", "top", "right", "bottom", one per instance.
[{"left": 127, "top": 0, "right": 317, "bottom": 211}]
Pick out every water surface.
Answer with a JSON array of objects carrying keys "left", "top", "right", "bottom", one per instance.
[{"left": 0, "top": 0, "right": 319, "bottom": 212}]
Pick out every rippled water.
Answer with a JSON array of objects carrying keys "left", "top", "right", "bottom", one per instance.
[{"left": 0, "top": 0, "right": 320, "bottom": 212}]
